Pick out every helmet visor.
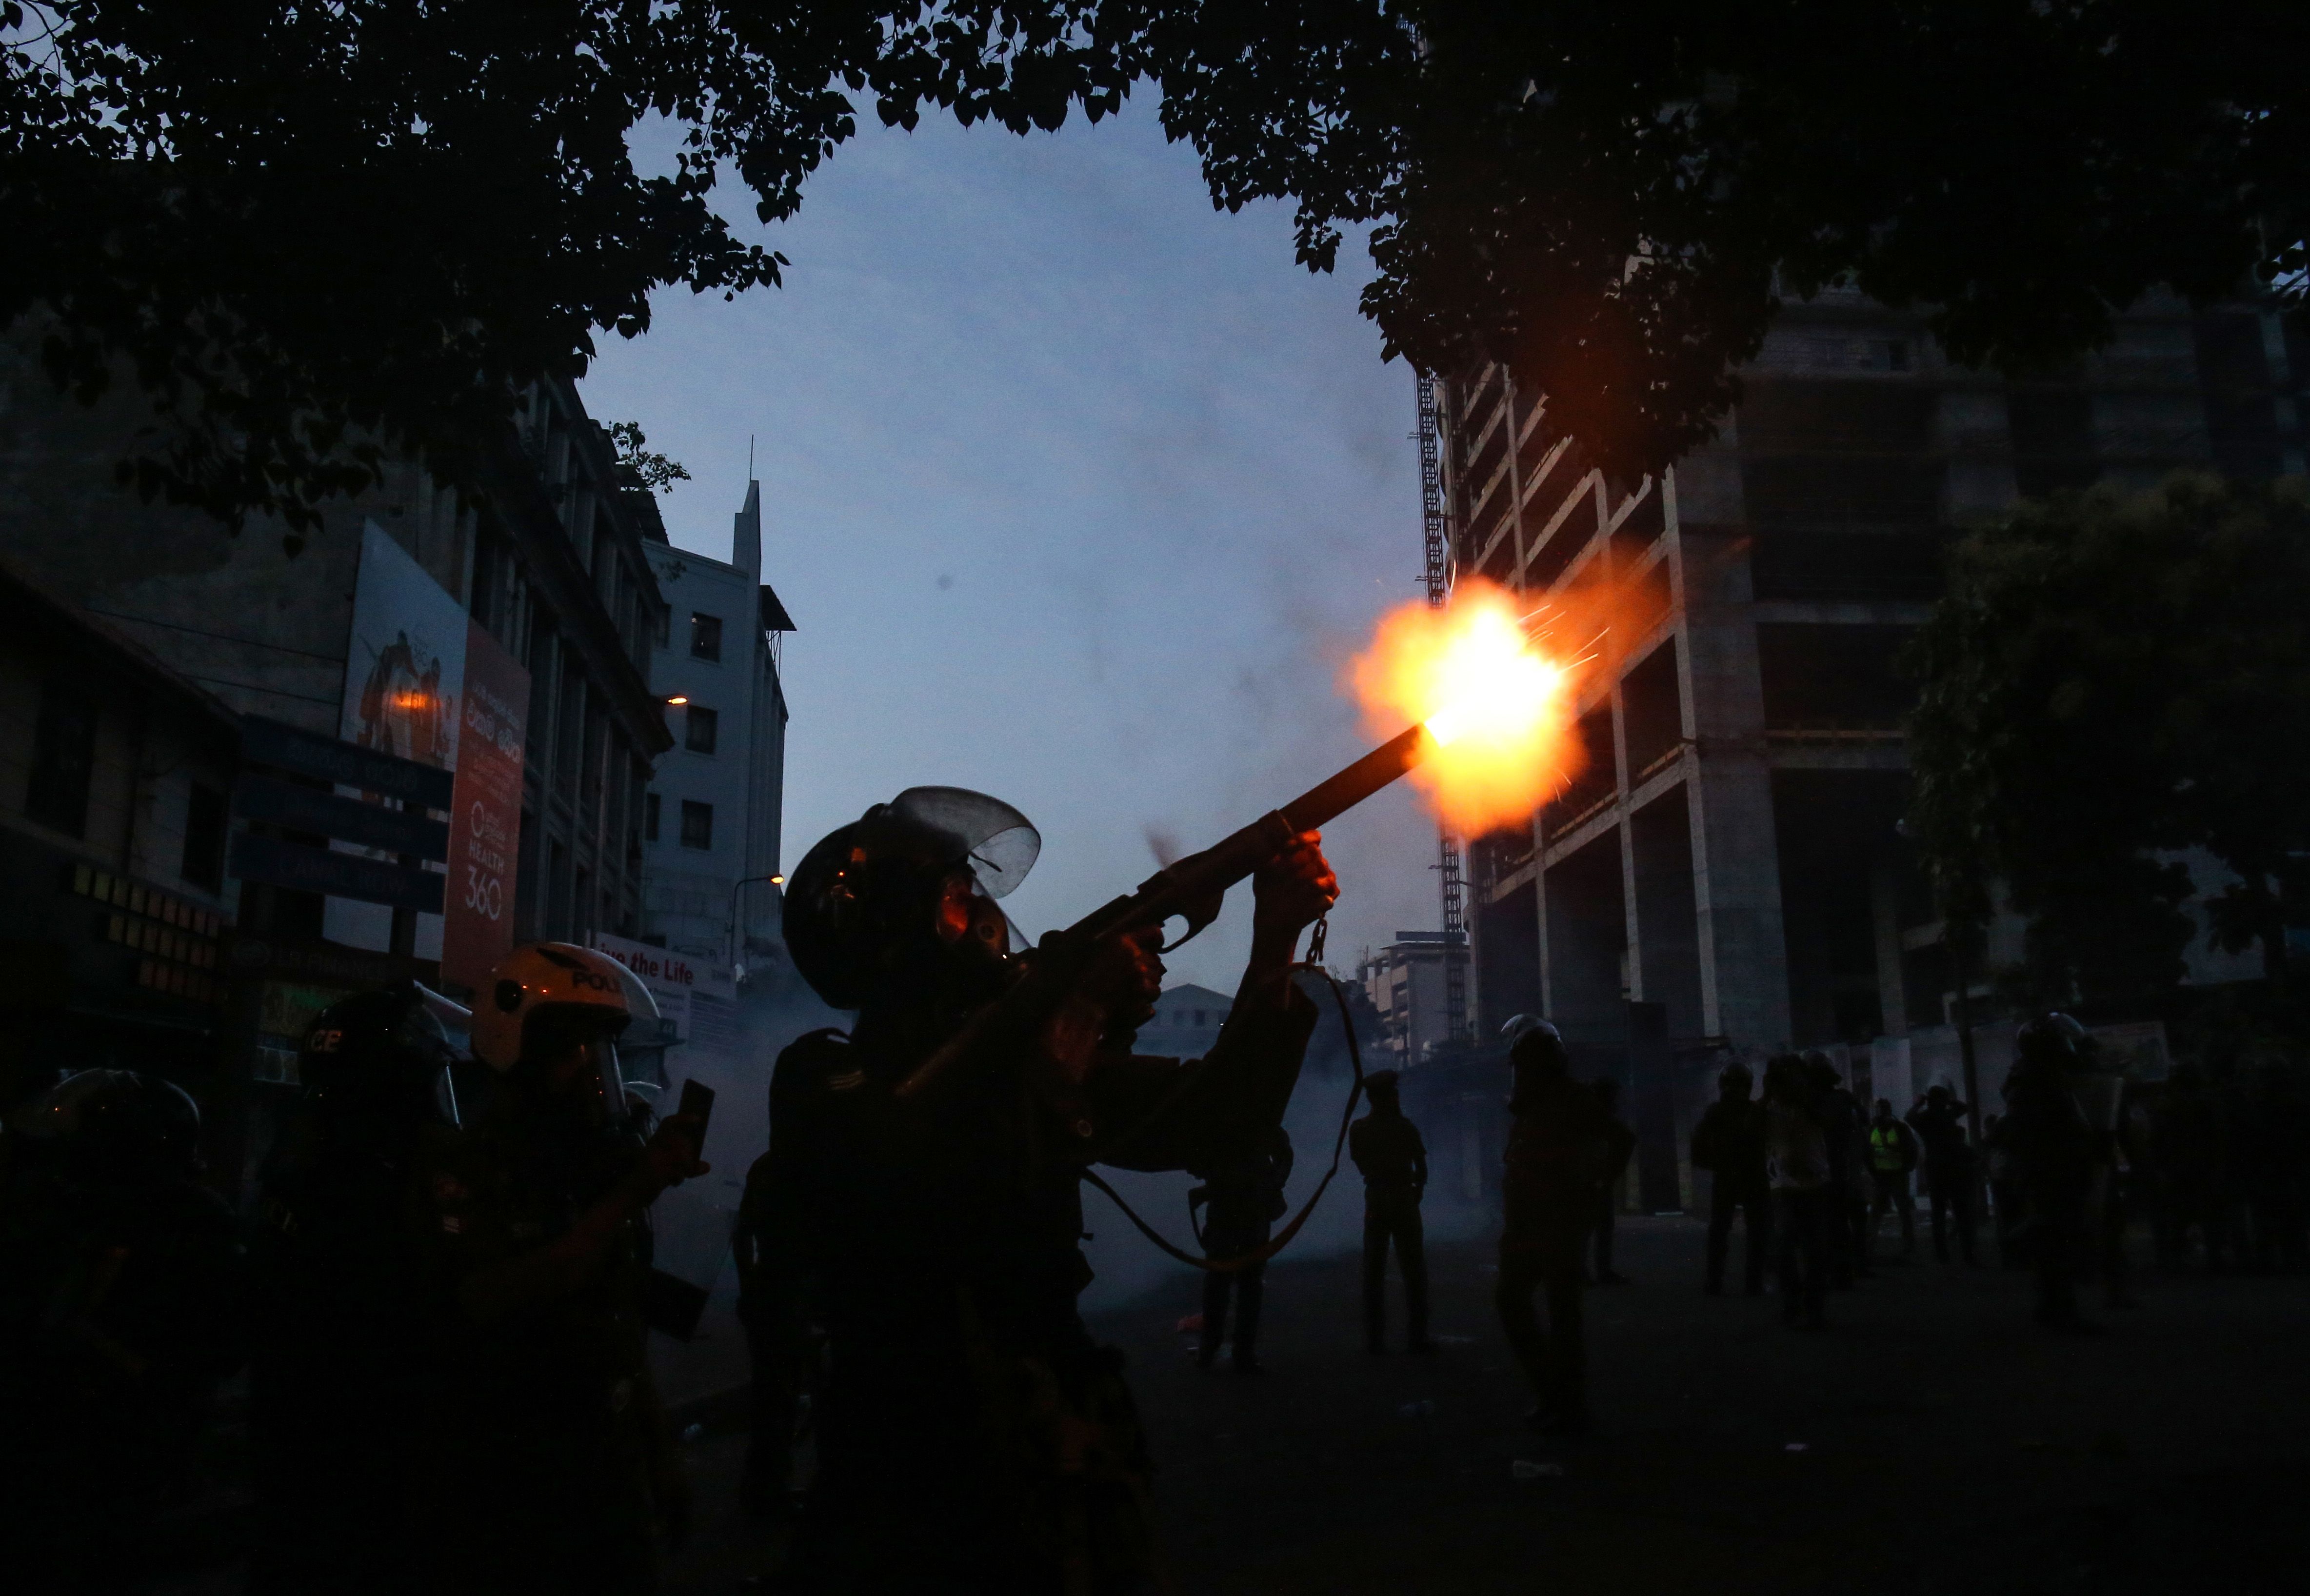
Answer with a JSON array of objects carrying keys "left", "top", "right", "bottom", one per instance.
[{"left": 888, "top": 787, "right": 1040, "bottom": 899}]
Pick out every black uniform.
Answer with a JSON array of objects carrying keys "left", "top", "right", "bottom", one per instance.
[
  {"left": 1692, "top": 1093, "right": 1770, "bottom": 1294},
  {"left": 1195, "top": 1124, "right": 1293, "bottom": 1370},
  {"left": 1, "top": 1138, "right": 244, "bottom": 1587},
  {"left": 250, "top": 1090, "right": 439, "bottom": 1592},
  {"left": 758, "top": 983, "right": 1316, "bottom": 1594},
  {"left": 1814, "top": 1079, "right": 1870, "bottom": 1284},
  {"left": 2003, "top": 1059, "right": 2100, "bottom": 1328},
  {"left": 1498, "top": 1074, "right": 1609, "bottom": 1426},
  {"left": 734, "top": 1145, "right": 810, "bottom": 1508},
  {"left": 1906, "top": 1095, "right": 1977, "bottom": 1263},
  {"left": 1349, "top": 1097, "right": 1429, "bottom": 1350},
  {"left": 410, "top": 1113, "right": 677, "bottom": 1595}
]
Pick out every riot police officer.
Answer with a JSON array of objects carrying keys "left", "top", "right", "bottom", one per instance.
[
  {"left": 757, "top": 786, "right": 1336, "bottom": 1592},
  {"left": 1691, "top": 1061, "right": 1770, "bottom": 1295},
  {"left": 410, "top": 943, "right": 709, "bottom": 1596},
  {"left": 1, "top": 1070, "right": 245, "bottom": 1588},
  {"left": 1194, "top": 1122, "right": 1293, "bottom": 1374},
  {"left": 1350, "top": 1069, "right": 1431, "bottom": 1353},
  {"left": 2004, "top": 1014, "right": 2103, "bottom": 1332},
  {"left": 251, "top": 983, "right": 466, "bottom": 1594},
  {"left": 1495, "top": 1016, "right": 1609, "bottom": 1435}
]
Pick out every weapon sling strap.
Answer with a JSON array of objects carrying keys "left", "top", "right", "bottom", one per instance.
[{"left": 1080, "top": 939, "right": 1367, "bottom": 1277}]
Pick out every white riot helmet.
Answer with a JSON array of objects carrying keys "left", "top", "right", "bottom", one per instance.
[{"left": 473, "top": 942, "right": 659, "bottom": 1070}]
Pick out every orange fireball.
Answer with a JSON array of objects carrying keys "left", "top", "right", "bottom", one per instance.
[{"left": 1349, "top": 575, "right": 1604, "bottom": 835}]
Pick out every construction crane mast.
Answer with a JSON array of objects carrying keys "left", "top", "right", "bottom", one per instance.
[{"left": 1417, "top": 374, "right": 1471, "bottom": 1045}]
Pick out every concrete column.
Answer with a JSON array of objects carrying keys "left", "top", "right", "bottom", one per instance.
[
  {"left": 1665, "top": 421, "right": 1793, "bottom": 1051},
  {"left": 1684, "top": 753, "right": 1792, "bottom": 1049},
  {"left": 1632, "top": 786, "right": 1707, "bottom": 1040}
]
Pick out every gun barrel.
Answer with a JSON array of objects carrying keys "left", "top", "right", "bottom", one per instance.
[
  {"left": 1279, "top": 724, "right": 1435, "bottom": 833},
  {"left": 894, "top": 721, "right": 1440, "bottom": 1104}
]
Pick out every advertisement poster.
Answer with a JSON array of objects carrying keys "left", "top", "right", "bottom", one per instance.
[
  {"left": 439, "top": 621, "right": 529, "bottom": 998},
  {"left": 589, "top": 931, "right": 706, "bottom": 1046},
  {"left": 326, "top": 521, "right": 466, "bottom": 955}
]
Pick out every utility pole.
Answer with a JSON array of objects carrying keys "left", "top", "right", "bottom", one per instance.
[{"left": 1418, "top": 373, "right": 1470, "bottom": 1044}]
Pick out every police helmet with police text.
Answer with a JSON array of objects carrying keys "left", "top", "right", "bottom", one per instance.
[{"left": 472, "top": 942, "right": 659, "bottom": 1073}]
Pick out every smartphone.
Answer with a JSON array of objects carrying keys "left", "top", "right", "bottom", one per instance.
[{"left": 676, "top": 1076, "right": 716, "bottom": 1135}]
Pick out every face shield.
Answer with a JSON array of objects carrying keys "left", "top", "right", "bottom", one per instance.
[
  {"left": 411, "top": 981, "right": 472, "bottom": 1126},
  {"left": 523, "top": 1005, "right": 632, "bottom": 1132},
  {"left": 883, "top": 787, "right": 1040, "bottom": 900}
]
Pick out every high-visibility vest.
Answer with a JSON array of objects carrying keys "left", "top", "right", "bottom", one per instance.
[{"left": 1869, "top": 1124, "right": 1907, "bottom": 1174}]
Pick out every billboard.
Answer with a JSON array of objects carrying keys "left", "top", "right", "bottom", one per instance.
[
  {"left": 440, "top": 622, "right": 529, "bottom": 997},
  {"left": 320, "top": 521, "right": 526, "bottom": 988},
  {"left": 326, "top": 522, "right": 465, "bottom": 955}
]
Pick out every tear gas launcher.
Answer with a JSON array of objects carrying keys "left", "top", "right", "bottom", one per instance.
[{"left": 894, "top": 723, "right": 1439, "bottom": 1104}]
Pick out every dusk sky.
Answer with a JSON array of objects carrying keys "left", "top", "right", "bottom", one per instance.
[{"left": 581, "top": 100, "right": 1445, "bottom": 993}]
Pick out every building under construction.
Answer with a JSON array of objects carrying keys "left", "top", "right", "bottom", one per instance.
[{"left": 1432, "top": 289, "right": 2305, "bottom": 1113}]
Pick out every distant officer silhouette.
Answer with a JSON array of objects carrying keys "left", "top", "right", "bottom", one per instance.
[
  {"left": 1495, "top": 1016, "right": 1609, "bottom": 1435},
  {"left": 1350, "top": 1071, "right": 1432, "bottom": 1354}
]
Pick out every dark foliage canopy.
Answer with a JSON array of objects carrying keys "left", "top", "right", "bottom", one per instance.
[
  {"left": 1907, "top": 476, "right": 2310, "bottom": 1005},
  {"left": 5, "top": 1, "right": 2302, "bottom": 527}
]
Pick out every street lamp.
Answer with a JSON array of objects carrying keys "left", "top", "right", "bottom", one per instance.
[{"left": 727, "top": 872, "right": 784, "bottom": 983}]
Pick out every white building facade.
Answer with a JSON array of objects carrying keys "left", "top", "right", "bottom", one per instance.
[
  {"left": 1359, "top": 931, "right": 1472, "bottom": 1070},
  {"left": 639, "top": 481, "right": 794, "bottom": 965}
]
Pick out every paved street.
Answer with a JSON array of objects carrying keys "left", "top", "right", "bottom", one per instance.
[{"left": 664, "top": 1217, "right": 2310, "bottom": 1595}]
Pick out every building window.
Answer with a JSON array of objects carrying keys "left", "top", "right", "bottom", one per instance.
[
  {"left": 643, "top": 791, "right": 661, "bottom": 842},
  {"left": 690, "top": 612, "right": 723, "bottom": 662},
  {"left": 679, "top": 799, "right": 714, "bottom": 850},
  {"left": 655, "top": 605, "right": 670, "bottom": 649},
  {"left": 26, "top": 679, "right": 97, "bottom": 838},
  {"left": 685, "top": 704, "right": 719, "bottom": 755},
  {"left": 180, "top": 782, "right": 227, "bottom": 893}
]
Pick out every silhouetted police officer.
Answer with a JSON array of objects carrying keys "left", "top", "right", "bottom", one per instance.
[
  {"left": 1350, "top": 1070, "right": 1431, "bottom": 1353},
  {"left": 411, "top": 943, "right": 709, "bottom": 1596},
  {"left": 1194, "top": 1123, "right": 1293, "bottom": 1373},
  {"left": 1496, "top": 1016, "right": 1608, "bottom": 1435},
  {"left": 758, "top": 787, "right": 1336, "bottom": 1593},
  {"left": 1906, "top": 1084, "right": 1977, "bottom": 1264},
  {"left": 1692, "top": 1061, "right": 1770, "bottom": 1295},
  {"left": 2, "top": 1070, "right": 244, "bottom": 1590},
  {"left": 2004, "top": 1013, "right": 2103, "bottom": 1332},
  {"left": 251, "top": 983, "right": 465, "bottom": 1595}
]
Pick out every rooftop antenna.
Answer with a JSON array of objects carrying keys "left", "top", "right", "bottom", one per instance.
[{"left": 748, "top": 433, "right": 756, "bottom": 480}]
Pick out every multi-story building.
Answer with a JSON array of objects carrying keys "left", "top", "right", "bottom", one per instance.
[
  {"left": 1357, "top": 930, "right": 1472, "bottom": 1069},
  {"left": 0, "top": 557, "right": 242, "bottom": 1105},
  {"left": 637, "top": 480, "right": 794, "bottom": 967},
  {"left": 0, "top": 318, "right": 673, "bottom": 1187},
  {"left": 1439, "top": 290, "right": 2305, "bottom": 1076},
  {"left": 1148, "top": 982, "right": 1233, "bottom": 1062}
]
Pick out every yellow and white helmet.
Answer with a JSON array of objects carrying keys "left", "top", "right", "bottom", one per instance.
[{"left": 472, "top": 942, "right": 661, "bottom": 1073}]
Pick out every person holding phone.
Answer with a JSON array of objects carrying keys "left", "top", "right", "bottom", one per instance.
[{"left": 410, "top": 942, "right": 710, "bottom": 1596}]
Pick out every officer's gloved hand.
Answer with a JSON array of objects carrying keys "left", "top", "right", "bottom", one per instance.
[
  {"left": 1252, "top": 830, "right": 1339, "bottom": 938},
  {"left": 639, "top": 1113, "right": 711, "bottom": 1195},
  {"left": 1080, "top": 927, "right": 1164, "bottom": 1035}
]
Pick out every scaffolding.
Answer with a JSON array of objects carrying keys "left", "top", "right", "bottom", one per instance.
[{"left": 1417, "top": 374, "right": 1471, "bottom": 1044}]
